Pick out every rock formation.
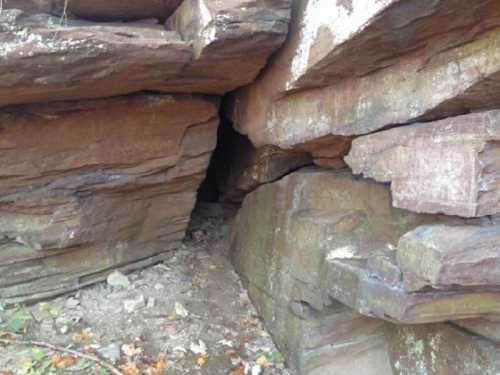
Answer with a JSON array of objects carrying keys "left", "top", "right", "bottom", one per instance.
[
  {"left": 2, "top": 0, "right": 500, "bottom": 374},
  {"left": 0, "top": 0, "right": 292, "bottom": 303},
  {"left": 0, "top": 95, "right": 218, "bottom": 304},
  {"left": 345, "top": 111, "right": 500, "bottom": 217}
]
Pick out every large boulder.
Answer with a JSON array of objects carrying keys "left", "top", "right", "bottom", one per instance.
[
  {"left": 161, "top": 0, "right": 292, "bottom": 94},
  {"left": 345, "top": 111, "right": 500, "bottom": 217},
  {"left": 230, "top": 0, "right": 500, "bottom": 151},
  {"left": 232, "top": 169, "right": 500, "bottom": 329},
  {"left": 0, "top": 10, "right": 191, "bottom": 106},
  {"left": 387, "top": 324, "right": 500, "bottom": 375},
  {"left": 0, "top": 1, "right": 292, "bottom": 106},
  {"left": 231, "top": 168, "right": 405, "bottom": 374},
  {"left": 0, "top": 95, "right": 218, "bottom": 305}
]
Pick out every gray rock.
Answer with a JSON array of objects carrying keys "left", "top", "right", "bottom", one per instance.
[
  {"left": 107, "top": 271, "right": 131, "bottom": 289},
  {"left": 123, "top": 295, "right": 146, "bottom": 313},
  {"left": 97, "top": 343, "right": 121, "bottom": 364}
]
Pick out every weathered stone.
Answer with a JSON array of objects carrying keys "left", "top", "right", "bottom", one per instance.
[
  {"left": 0, "top": 2, "right": 291, "bottom": 106},
  {"left": 398, "top": 223, "right": 500, "bottom": 292},
  {"left": 233, "top": 168, "right": 500, "bottom": 325},
  {"left": 0, "top": 10, "right": 191, "bottom": 106},
  {"left": 231, "top": 8, "right": 500, "bottom": 150},
  {"left": 0, "top": 95, "right": 218, "bottom": 305},
  {"left": 161, "top": 0, "right": 292, "bottom": 94},
  {"left": 216, "top": 129, "right": 311, "bottom": 202},
  {"left": 387, "top": 323, "right": 500, "bottom": 375},
  {"left": 232, "top": 168, "right": 400, "bottom": 374},
  {"left": 346, "top": 111, "right": 500, "bottom": 217},
  {"left": 453, "top": 316, "right": 500, "bottom": 343},
  {"left": 4, "top": 0, "right": 182, "bottom": 20}
]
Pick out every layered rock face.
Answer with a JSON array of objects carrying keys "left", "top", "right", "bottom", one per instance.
[
  {"left": 230, "top": 0, "right": 500, "bottom": 149},
  {"left": 229, "top": 1, "right": 500, "bottom": 372},
  {"left": 232, "top": 169, "right": 394, "bottom": 374},
  {"left": 0, "top": 1, "right": 290, "bottom": 106},
  {"left": 346, "top": 111, "right": 500, "bottom": 217},
  {"left": 0, "top": 95, "right": 218, "bottom": 304},
  {"left": 0, "top": 0, "right": 292, "bottom": 303},
  {"left": 232, "top": 169, "right": 500, "bottom": 373}
]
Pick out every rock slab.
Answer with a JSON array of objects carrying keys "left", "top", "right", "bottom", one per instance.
[
  {"left": 346, "top": 111, "right": 500, "bottom": 217},
  {"left": 0, "top": 95, "right": 218, "bottom": 305}
]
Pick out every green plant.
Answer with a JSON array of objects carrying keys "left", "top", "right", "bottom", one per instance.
[
  {"left": 5, "top": 306, "right": 32, "bottom": 334},
  {"left": 19, "top": 348, "right": 54, "bottom": 375}
]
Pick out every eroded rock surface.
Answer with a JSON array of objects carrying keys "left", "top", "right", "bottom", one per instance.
[
  {"left": 398, "top": 223, "right": 500, "bottom": 292},
  {"left": 0, "top": 10, "right": 191, "bottom": 106},
  {"left": 230, "top": 0, "right": 500, "bottom": 151},
  {"left": 0, "top": 95, "right": 218, "bottom": 304},
  {"left": 231, "top": 168, "right": 404, "bottom": 374},
  {"left": 388, "top": 324, "right": 500, "bottom": 375},
  {"left": 161, "top": 0, "right": 292, "bottom": 94},
  {"left": 346, "top": 111, "right": 500, "bottom": 217},
  {"left": 233, "top": 169, "right": 500, "bottom": 327},
  {"left": 0, "top": 1, "right": 292, "bottom": 106},
  {"left": 3, "top": 0, "right": 183, "bottom": 20}
]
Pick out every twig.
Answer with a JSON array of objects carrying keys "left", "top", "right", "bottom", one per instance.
[
  {"left": 0, "top": 338, "right": 123, "bottom": 375},
  {"left": 60, "top": 0, "right": 69, "bottom": 25}
]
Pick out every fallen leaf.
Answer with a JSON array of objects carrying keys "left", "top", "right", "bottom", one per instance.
[
  {"left": 227, "top": 364, "right": 245, "bottom": 375},
  {"left": 51, "top": 354, "right": 76, "bottom": 368},
  {"left": 121, "top": 343, "right": 143, "bottom": 357},
  {"left": 256, "top": 355, "right": 270, "bottom": 368},
  {"left": 73, "top": 328, "right": 92, "bottom": 343},
  {"left": 121, "top": 361, "right": 140, "bottom": 375},
  {"left": 196, "top": 353, "right": 209, "bottom": 367}
]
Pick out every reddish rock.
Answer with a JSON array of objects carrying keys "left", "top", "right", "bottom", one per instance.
[
  {"left": 0, "top": 10, "right": 191, "bottom": 106},
  {"left": 217, "top": 130, "right": 311, "bottom": 202},
  {"left": 0, "top": 1, "right": 291, "bottom": 106},
  {"left": 230, "top": 1, "right": 500, "bottom": 151},
  {"left": 231, "top": 168, "right": 394, "bottom": 374},
  {"left": 0, "top": 95, "right": 219, "bottom": 305},
  {"left": 346, "top": 111, "right": 500, "bottom": 217},
  {"left": 3, "top": 0, "right": 182, "bottom": 20},
  {"left": 161, "top": 0, "right": 292, "bottom": 94},
  {"left": 398, "top": 223, "right": 500, "bottom": 292}
]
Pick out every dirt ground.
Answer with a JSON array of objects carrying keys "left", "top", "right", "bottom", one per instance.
[{"left": 0, "top": 203, "right": 290, "bottom": 375}]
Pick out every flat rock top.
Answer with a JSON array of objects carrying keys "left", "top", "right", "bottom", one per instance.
[{"left": 3, "top": 0, "right": 183, "bottom": 20}]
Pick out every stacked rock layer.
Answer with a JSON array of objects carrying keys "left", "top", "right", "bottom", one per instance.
[
  {"left": 0, "top": 0, "right": 292, "bottom": 303},
  {"left": 2, "top": 1, "right": 500, "bottom": 374},
  {"left": 229, "top": 0, "right": 500, "bottom": 374}
]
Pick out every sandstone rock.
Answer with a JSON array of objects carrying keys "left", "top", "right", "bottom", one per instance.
[
  {"left": 232, "top": 168, "right": 397, "bottom": 374},
  {"left": 387, "top": 324, "right": 500, "bottom": 375},
  {"left": 216, "top": 130, "right": 311, "bottom": 202},
  {"left": 3, "top": 0, "right": 182, "bottom": 20},
  {"left": 398, "top": 223, "right": 500, "bottom": 292},
  {"left": 0, "top": 94, "right": 218, "bottom": 305},
  {"left": 0, "top": 2, "right": 291, "bottom": 106},
  {"left": 0, "top": 10, "right": 191, "bottom": 106},
  {"left": 346, "top": 111, "right": 500, "bottom": 217},
  {"left": 453, "top": 316, "right": 500, "bottom": 343},
  {"left": 233, "top": 168, "right": 500, "bottom": 325},
  {"left": 161, "top": 0, "right": 292, "bottom": 94},
  {"left": 231, "top": 5, "right": 500, "bottom": 150},
  {"left": 56, "top": 0, "right": 182, "bottom": 21}
]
